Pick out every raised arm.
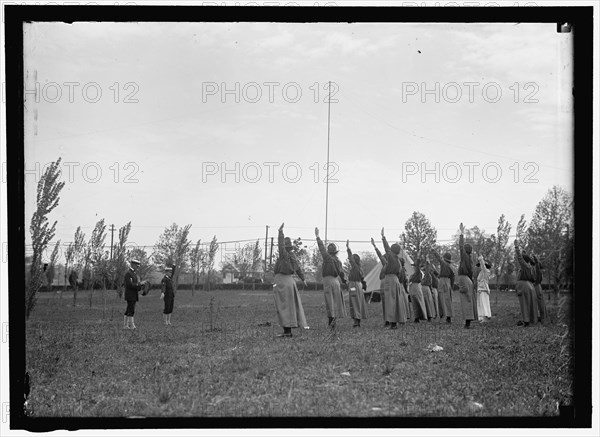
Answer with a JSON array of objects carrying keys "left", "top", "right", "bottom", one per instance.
[
  {"left": 315, "top": 227, "right": 329, "bottom": 260},
  {"left": 514, "top": 240, "right": 526, "bottom": 268},
  {"left": 371, "top": 237, "right": 385, "bottom": 264},
  {"left": 381, "top": 228, "right": 392, "bottom": 254},
  {"left": 346, "top": 240, "right": 357, "bottom": 269},
  {"left": 278, "top": 223, "right": 290, "bottom": 261}
]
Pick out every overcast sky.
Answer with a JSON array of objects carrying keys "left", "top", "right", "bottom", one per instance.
[{"left": 21, "top": 21, "right": 573, "bottom": 264}]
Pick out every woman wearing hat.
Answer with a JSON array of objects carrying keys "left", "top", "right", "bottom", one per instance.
[
  {"left": 458, "top": 223, "right": 476, "bottom": 329},
  {"left": 371, "top": 228, "right": 408, "bottom": 329},
  {"left": 161, "top": 266, "right": 175, "bottom": 326},
  {"left": 315, "top": 227, "right": 347, "bottom": 328},
  {"left": 398, "top": 253, "right": 411, "bottom": 321},
  {"left": 346, "top": 240, "right": 368, "bottom": 327},
  {"left": 123, "top": 259, "right": 145, "bottom": 329},
  {"left": 373, "top": 243, "right": 389, "bottom": 326},
  {"left": 408, "top": 257, "right": 428, "bottom": 323},
  {"left": 514, "top": 240, "right": 536, "bottom": 327},
  {"left": 420, "top": 257, "right": 436, "bottom": 321},
  {"left": 273, "top": 223, "right": 308, "bottom": 338},
  {"left": 475, "top": 254, "right": 492, "bottom": 322},
  {"left": 432, "top": 251, "right": 455, "bottom": 323}
]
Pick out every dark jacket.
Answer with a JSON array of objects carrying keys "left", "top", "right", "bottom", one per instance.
[
  {"left": 124, "top": 268, "right": 142, "bottom": 301},
  {"left": 161, "top": 275, "right": 174, "bottom": 297},
  {"left": 317, "top": 237, "right": 345, "bottom": 281},
  {"left": 274, "top": 229, "right": 305, "bottom": 281}
]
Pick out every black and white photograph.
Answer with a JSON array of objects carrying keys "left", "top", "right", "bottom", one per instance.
[{"left": 2, "top": 1, "right": 597, "bottom": 435}]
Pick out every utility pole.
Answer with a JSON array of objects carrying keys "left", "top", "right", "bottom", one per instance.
[
  {"left": 270, "top": 237, "right": 274, "bottom": 268},
  {"left": 109, "top": 224, "right": 115, "bottom": 260},
  {"left": 325, "top": 80, "right": 332, "bottom": 243},
  {"left": 264, "top": 225, "right": 269, "bottom": 273}
]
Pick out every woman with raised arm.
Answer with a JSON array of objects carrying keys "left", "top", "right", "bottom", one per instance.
[
  {"left": 373, "top": 228, "right": 408, "bottom": 329},
  {"left": 273, "top": 223, "right": 308, "bottom": 338},
  {"left": 475, "top": 254, "right": 492, "bottom": 322},
  {"left": 432, "top": 250, "right": 455, "bottom": 323},
  {"left": 458, "top": 223, "right": 476, "bottom": 329},
  {"left": 315, "top": 227, "right": 347, "bottom": 328},
  {"left": 420, "top": 256, "right": 435, "bottom": 322},
  {"left": 346, "top": 240, "right": 368, "bottom": 327},
  {"left": 514, "top": 240, "right": 536, "bottom": 327},
  {"left": 397, "top": 248, "right": 411, "bottom": 320},
  {"left": 372, "top": 237, "right": 389, "bottom": 326},
  {"left": 408, "top": 257, "right": 428, "bottom": 323}
]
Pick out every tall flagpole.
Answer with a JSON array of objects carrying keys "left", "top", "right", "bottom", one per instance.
[{"left": 325, "top": 81, "right": 331, "bottom": 243}]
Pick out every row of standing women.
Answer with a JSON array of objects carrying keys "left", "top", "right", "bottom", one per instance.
[{"left": 272, "top": 222, "right": 502, "bottom": 337}]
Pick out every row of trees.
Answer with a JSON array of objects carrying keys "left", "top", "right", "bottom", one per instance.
[
  {"left": 27, "top": 157, "right": 574, "bottom": 319},
  {"left": 224, "top": 186, "right": 573, "bottom": 300}
]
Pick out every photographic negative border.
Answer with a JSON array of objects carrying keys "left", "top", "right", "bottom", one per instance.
[{"left": 4, "top": 3, "right": 593, "bottom": 432}]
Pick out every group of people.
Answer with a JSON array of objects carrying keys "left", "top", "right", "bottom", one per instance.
[
  {"left": 122, "top": 259, "right": 175, "bottom": 329},
  {"left": 119, "top": 222, "right": 548, "bottom": 334},
  {"left": 272, "top": 222, "right": 546, "bottom": 337}
]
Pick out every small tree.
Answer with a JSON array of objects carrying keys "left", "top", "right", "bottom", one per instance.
[
  {"left": 204, "top": 236, "right": 219, "bottom": 291},
  {"left": 402, "top": 211, "right": 438, "bottom": 260},
  {"left": 233, "top": 240, "right": 263, "bottom": 280},
  {"left": 87, "top": 219, "right": 107, "bottom": 308},
  {"left": 45, "top": 240, "right": 61, "bottom": 299},
  {"left": 111, "top": 222, "right": 132, "bottom": 298},
  {"left": 27, "top": 158, "right": 65, "bottom": 319},
  {"left": 189, "top": 239, "right": 206, "bottom": 295},
  {"left": 153, "top": 223, "right": 192, "bottom": 291},
  {"left": 68, "top": 226, "right": 86, "bottom": 306},
  {"left": 489, "top": 214, "right": 512, "bottom": 291},
  {"left": 527, "top": 186, "right": 573, "bottom": 301},
  {"left": 127, "top": 247, "right": 153, "bottom": 281}
]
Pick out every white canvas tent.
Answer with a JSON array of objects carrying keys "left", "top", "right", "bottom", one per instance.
[{"left": 363, "top": 250, "right": 416, "bottom": 302}]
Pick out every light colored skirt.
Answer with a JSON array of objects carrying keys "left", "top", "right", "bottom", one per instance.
[
  {"left": 348, "top": 280, "right": 368, "bottom": 320},
  {"left": 408, "top": 282, "right": 427, "bottom": 320},
  {"left": 477, "top": 289, "right": 491, "bottom": 319},
  {"left": 401, "top": 283, "right": 411, "bottom": 319},
  {"left": 421, "top": 285, "right": 435, "bottom": 318},
  {"left": 323, "top": 276, "right": 346, "bottom": 318},
  {"left": 431, "top": 287, "right": 439, "bottom": 318},
  {"left": 273, "top": 273, "right": 307, "bottom": 328},
  {"left": 382, "top": 274, "right": 408, "bottom": 323},
  {"left": 437, "top": 277, "right": 453, "bottom": 318},
  {"left": 457, "top": 275, "right": 475, "bottom": 321},
  {"left": 516, "top": 280, "right": 536, "bottom": 324}
]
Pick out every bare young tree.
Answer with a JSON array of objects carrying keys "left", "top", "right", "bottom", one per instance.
[
  {"left": 489, "top": 214, "right": 512, "bottom": 294},
  {"left": 68, "top": 226, "right": 86, "bottom": 306},
  {"left": 88, "top": 219, "right": 107, "bottom": 308},
  {"left": 204, "top": 236, "right": 219, "bottom": 292},
  {"left": 233, "top": 240, "right": 262, "bottom": 280},
  {"left": 527, "top": 186, "right": 573, "bottom": 301},
  {"left": 189, "top": 239, "right": 205, "bottom": 296},
  {"left": 45, "top": 240, "right": 61, "bottom": 298},
  {"left": 153, "top": 223, "right": 192, "bottom": 291},
  {"left": 111, "top": 221, "right": 132, "bottom": 299},
  {"left": 27, "top": 158, "right": 65, "bottom": 319}
]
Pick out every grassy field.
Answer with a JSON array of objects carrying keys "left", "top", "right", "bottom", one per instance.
[{"left": 25, "top": 287, "right": 574, "bottom": 418}]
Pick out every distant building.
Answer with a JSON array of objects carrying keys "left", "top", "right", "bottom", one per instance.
[{"left": 221, "top": 263, "right": 240, "bottom": 284}]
